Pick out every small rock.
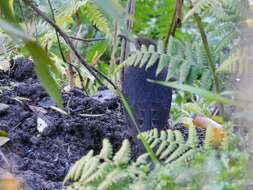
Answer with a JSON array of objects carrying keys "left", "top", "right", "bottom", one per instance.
[
  {"left": 0, "top": 103, "right": 9, "bottom": 114},
  {"left": 30, "top": 136, "right": 39, "bottom": 145},
  {"left": 92, "top": 90, "right": 117, "bottom": 103},
  {"left": 38, "top": 97, "right": 54, "bottom": 109}
]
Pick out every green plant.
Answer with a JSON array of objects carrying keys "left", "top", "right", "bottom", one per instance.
[{"left": 63, "top": 126, "right": 229, "bottom": 190}]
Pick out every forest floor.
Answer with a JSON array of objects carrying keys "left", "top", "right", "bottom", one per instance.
[
  {"left": 0, "top": 58, "right": 134, "bottom": 190},
  {"left": 0, "top": 58, "right": 201, "bottom": 190}
]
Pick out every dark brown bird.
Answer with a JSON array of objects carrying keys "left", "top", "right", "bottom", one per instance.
[{"left": 122, "top": 37, "right": 172, "bottom": 140}]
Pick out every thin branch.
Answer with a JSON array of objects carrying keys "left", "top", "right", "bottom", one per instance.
[
  {"left": 164, "top": 0, "right": 183, "bottom": 47},
  {"left": 193, "top": 11, "right": 224, "bottom": 114},
  {"left": 120, "top": 0, "right": 136, "bottom": 85},
  {"left": 27, "top": 0, "right": 117, "bottom": 89},
  {"left": 47, "top": 0, "right": 87, "bottom": 94},
  {"left": 194, "top": 14, "right": 220, "bottom": 94},
  {"left": 68, "top": 35, "right": 105, "bottom": 42},
  {"left": 120, "top": 0, "right": 136, "bottom": 64}
]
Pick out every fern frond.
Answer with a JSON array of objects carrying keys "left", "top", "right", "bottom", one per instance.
[
  {"left": 183, "top": 0, "right": 221, "bottom": 22},
  {"left": 179, "top": 61, "right": 191, "bottom": 83},
  {"left": 55, "top": 0, "right": 89, "bottom": 25},
  {"left": 84, "top": 162, "right": 113, "bottom": 185},
  {"left": 140, "top": 129, "right": 198, "bottom": 165},
  {"left": 217, "top": 47, "right": 253, "bottom": 76},
  {"left": 64, "top": 127, "right": 225, "bottom": 190},
  {"left": 187, "top": 127, "right": 199, "bottom": 148},
  {"left": 122, "top": 41, "right": 170, "bottom": 74},
  {"left": 113, "top": 139, "right": 131, "bottom": 165},
  {"left": 79, "top": 157, "right": 100, "bottom": 182},
  {"left": 97, "top": 169, "right": 131, "bottom": 190},
  {"left": 82, "top": 2, "right": 111, "bottom": 35},
  {"left": 201, "top": 69, "right": 212, "bottom": 90},
  {"left": 99, "top": 139, "right": 113, "bottom": 160},
  {"left": 63, "top": 150, "right": 94, "bottom": 184}
]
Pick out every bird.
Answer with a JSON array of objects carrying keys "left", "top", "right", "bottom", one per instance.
[{"left": 121, "top": 37, "right": 173, "bottom": 141}]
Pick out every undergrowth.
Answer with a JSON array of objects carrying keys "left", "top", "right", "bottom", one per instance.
[{"left": 62, "top": 126, "right": 241, "bottom": 190}]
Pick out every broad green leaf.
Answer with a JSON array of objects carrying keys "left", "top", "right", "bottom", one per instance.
[
  {"left": 87, "top": 41, "right": 109, "bottom": 64},
  {"left": 0, "top": 130, "right": 8, "bottom": 137},
  {"left": 148, "top": 80, "right": 234, "bottom": 105},
  {"left": 0, "top": 0, "right": 16, "bottom": 24},
  {"left": 25, "top": 42, "right": 63, "bottom": 108}
]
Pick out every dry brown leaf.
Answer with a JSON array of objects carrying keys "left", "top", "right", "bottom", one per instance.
[
  {"left": 0, "top": 174, "right": 23, "bottom": 190},
  {"left": 192, "top": 116, "right": 225, "bottom": 145}
]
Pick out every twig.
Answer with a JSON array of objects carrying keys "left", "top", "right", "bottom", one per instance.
[
  {"left": 120, "top": 0, "right": 136, "bottom": 64},
  {"left": 164, "top": 0, "right": 183, "bottom": 47},
  {"left": 68, "top": 35, "right": 105, "bottom": 42},
  {"left": 47, "top": 0, "right": 87, "bottom": 94},
  {"left": 120, "top": 0, "right": 136, "bottom": 85},
  {"left": 194, "top": 15, "right": 221, "bottom": 94},
  {"left": 190, "top": 1, "right": 224, "bottom": 115},
  {"left": 27, "top": 0, "right": 117, "bottom": 89},
  {"left": 79, "top": 113, "right": 105, "bottom": 118}
]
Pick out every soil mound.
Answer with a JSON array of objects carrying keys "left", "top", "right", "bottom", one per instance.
[{"left": 0, "top": 58, "right": 129, "bottom": 190}]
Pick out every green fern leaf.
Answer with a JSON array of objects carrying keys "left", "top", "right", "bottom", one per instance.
[
  {"left": 201, "top": 69, "right": 212, "bottom": 90},
  {"left": 145, "top": 53, "right": 159, "bottom": 70},
  {"left": 82, "top": 2, "right": 111, "bottom": 35},
  {"left": 179, "top": 61, "right": 191, "bottom": 83},
  {"left": 84, "top": 162, "right": 113, "bottom": 185},
  {"left": 113, "top": 139, "right": 131, "bottom": 165},
  {"left": 156, "top": 54, "right": 169, "bottom": 76},
  {"left": 97, "top": 169, "right": 131, "bottom": 190},
  {"left": 99, "top": 139, "right": 113, "bottom": 160}
]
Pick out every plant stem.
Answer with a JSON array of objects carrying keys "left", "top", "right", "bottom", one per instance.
[
  {"left": 194, "top": 13, "right": 224, "bottom": 114},
  {"left": 120, "top": 0, "right": 135, "bottom": 64},
  {"left": 164, "top": 2, "right": 177, "bottom": 47},
  {"left": 164, "top": 0, "right": 183, "bottom": 47},
  {"left": 47, "top": 0, "right": 87, "bottom": 93},
  {"left": 194, "top": 14, "right": 220, "bottom": 93}
]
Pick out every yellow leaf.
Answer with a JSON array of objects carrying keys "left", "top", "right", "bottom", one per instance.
[{"left": 181, "top": 117, "right": 194, "bottom": 128}]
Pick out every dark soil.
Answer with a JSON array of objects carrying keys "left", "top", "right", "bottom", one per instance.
[
  {"left": 0, "top": 58, "right": 205, "bottom": 190},
  {"left": 0, "top": 58, "right": 130, "bottom": 190}
]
